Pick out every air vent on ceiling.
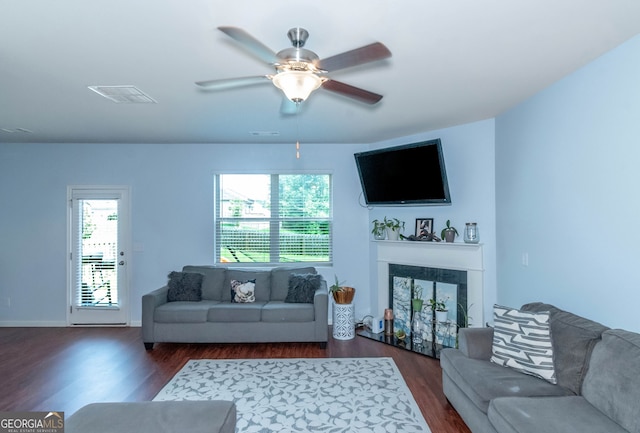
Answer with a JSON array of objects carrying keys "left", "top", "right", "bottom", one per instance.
[
  {"left": 88, "top": 85, "right": 157, "bottom": 104},
  {"left": 1, "top": 128, "right": 33, "bottom": 134},
  {"left": 249, "top": 131, "right": 280, "bottom": 136}
]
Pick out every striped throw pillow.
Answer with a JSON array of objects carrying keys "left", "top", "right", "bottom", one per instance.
[{"left": 491, "top": 304, "right": 556, "bottom": 384}]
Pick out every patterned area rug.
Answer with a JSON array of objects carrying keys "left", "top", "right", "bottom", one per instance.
[{"left": 154, "top": 357, "right": 431, "bottom": 433}]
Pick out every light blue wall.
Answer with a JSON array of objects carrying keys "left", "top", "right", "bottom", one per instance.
[
  {"left": 0, "top": 122, "right": 497, "bottom": 327},
  {"left": 365, "top": 120, "right": 497, "bottom": 324},
  {"left": 495, "top": 34, "right": 640, "bottom": 331},
  {"left": 0, "top": 142, "right": 371, "bottom": 325}
]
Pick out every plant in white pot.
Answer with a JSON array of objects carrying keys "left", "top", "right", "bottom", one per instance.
[
  {"left": 428, "top": 297, "right": 449, "bottom": 322},
  {"left": 384, "top": 217, "right": 405, "bottom": 241},
  {"left": 371, "top": 219, "right": 386, "bottom": 240},
  {"left": 440, "top": 220, "right": 458, "bottom": 243}
]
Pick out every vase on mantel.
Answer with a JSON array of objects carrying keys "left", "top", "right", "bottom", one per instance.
[
  {"left": 464, "top": 222, "right": 479, "bottom": 244},
  {"left": 386, "top": 228, "right": 400, "bottom": 241}
]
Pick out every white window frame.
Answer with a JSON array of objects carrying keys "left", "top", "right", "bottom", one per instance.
[{"left": 214, "top": 172, "right": 333, "bottom": 266}]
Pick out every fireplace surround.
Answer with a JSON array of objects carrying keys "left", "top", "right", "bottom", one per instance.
[{"left": 375, "top": 240, "right": 484, "bottom": 330}]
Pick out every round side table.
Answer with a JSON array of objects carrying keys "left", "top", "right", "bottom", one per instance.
[{"left": 333, "top": 302, "right": 355, "bottom": 340}]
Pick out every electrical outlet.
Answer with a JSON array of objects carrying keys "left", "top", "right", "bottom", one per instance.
[{"left": 521, "top": 252, "right": 529, "bottom": 267}]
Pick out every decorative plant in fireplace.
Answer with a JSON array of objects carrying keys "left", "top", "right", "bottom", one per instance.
[
  {"left": 330, "top": 275, "right": 356, "bottom": 304},
  {"left": 412, "top": 284, "right": 424, "bottom": 312},
  {"left": 428, "top": 296, "right": 450, "bottom": 322}
]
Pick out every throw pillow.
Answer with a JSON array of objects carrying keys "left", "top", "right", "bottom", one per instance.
[
  {"left": 285, "top": 273, "right": 322, "bottom": 303},
  {"left": 230, "top": 279, "right": 256, "bottom": 303},
  {"left": 490, "top": 304, "right": 557, "bottom": 384},
  {"left": 167, "top": 271, "right": 203, "bottom": 302}
]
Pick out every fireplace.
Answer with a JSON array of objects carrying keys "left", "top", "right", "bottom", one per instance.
[
  {"left": 375, "top": 240, "right": 484, "bottom": 329},
  {"left": 358, "top": 240, "right": 484, "bottom": 358},
  {"left": 389, "top": 264, "right": 467, "bottom": 342}
]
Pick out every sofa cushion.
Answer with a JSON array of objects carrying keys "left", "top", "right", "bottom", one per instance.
[
  {"left": 491, "top": 305, "right": 556, "bottom": 384},
  {"left": 270, "top": 266, "right": 317, "bottom": 301},
  {"left": 155, "top": 301, "right": 220, "bottom": 323},
  {"left": 521, "top": 302, "right": 609, "bottom": 394},
  {"left": 440, "top": 348, "right": 571, "bottom": 414},
  {"left": 207, "top": 302, "right": 265, "bottom": 322},
  {"left": 488, "top": 396, "right": 627, "bottom": 433},
  {"left": 284, "top": 273, "right": 322, "bottom": 303},
  {"left": 224, "top": 270, "right": 270, "bottom": 302},
  {"left": 581, "top": 329, "right": 640, "bottom": 433},
  {"left": 167, "top": 271, "right": 203, "bottom": 302},
  {"left": 183, "top": 266, "right": 227, "bottom": 301},
  {"left": 262, "top": 301, "right": 315, "bottom": 322},
  {"left": 230, "top": 279, "right": 256, "bottom": 303}
]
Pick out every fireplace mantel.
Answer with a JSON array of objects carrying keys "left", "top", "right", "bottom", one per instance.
[{"left": 375, "top": 240, "right": 484, "bottom": 326}]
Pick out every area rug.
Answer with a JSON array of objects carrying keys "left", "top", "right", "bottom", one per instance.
[{"left": 154, "top": 357, "right": 431, "bottom": 433}]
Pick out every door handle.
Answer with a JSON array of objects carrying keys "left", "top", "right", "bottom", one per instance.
[{"left": 119, "top": 261, "right": 125, "bottom": 266}]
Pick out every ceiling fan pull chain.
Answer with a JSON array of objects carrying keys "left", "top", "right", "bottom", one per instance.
[{"left": 295, "top": 103, "right": 301, "bottom": 159}]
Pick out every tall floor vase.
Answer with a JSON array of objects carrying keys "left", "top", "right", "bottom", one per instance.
[{"left": 332, "top": 302, "right": 355, "bottom": 340}]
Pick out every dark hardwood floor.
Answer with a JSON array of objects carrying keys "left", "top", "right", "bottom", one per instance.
[{"left": 0, "top": 327, "right": 470, "bottom": 433}]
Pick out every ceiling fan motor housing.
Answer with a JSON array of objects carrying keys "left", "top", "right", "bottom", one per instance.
[{"left": 276, "top": 48, "right": 320, "bottom": 72}]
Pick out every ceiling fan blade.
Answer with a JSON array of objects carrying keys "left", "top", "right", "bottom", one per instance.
[
  {"left": 280, "top": 97, "right": 301, "bottom": 115},
  {"left": 317, "top": 42, "right": 391, "bottom": 72},
  {"left": 321, "top": 80, "right": 383, "bottom": 104},
  {"left": 195, "top": 75, "right": 270, "bottom": 90},
  {"left": 218, "top": 26, "right": 278, "bottom": 64}
]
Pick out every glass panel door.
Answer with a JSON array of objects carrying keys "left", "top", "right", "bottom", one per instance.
[{"left": 69, "top": 187, "right": 129, "bottom": 325}]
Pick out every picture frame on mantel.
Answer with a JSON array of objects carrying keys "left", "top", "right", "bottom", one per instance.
[{"left": 415, "top": 218, "right": 434, "bottom": 237}]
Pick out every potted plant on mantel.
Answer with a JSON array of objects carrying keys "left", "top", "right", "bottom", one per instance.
[
  {"left": 371, "top": 219, "right": 386, "bottom": 240},
  {"left": 384, "top": 217, "right": 405, "bottom": 241},
  {"left": 440, "top": 219, "right": 458, "bottom": 243},
  {"left": 330, "top": 275, "right": 356, "bottom": 304}
]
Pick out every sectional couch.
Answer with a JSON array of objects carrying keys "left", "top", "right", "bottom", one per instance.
[
  {"left": 440, "top": 302, "right": 640, "bottom": 433},
  {"left": 142, "top": 265, "right": 328, "bottom": 349}
]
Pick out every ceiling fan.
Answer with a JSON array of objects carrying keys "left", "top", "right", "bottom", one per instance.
[{"left": 196, "top": 27, "right": 392, "bottom": 109}]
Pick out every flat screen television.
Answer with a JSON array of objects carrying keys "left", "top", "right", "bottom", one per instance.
[{"left": 354, "top": 139, "right": 451, "bottom": 206}]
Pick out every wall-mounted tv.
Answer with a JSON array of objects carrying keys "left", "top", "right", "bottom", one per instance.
[{"left": 354, "top": 139, "right": 451, "bottom": 206}]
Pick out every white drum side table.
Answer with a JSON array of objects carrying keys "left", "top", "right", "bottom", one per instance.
[{"left": 332, "top": 302, "right": 355, "bottom": 340}]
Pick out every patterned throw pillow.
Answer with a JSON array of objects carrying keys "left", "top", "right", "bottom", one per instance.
[
  {"left": 230, "top": 279, "right": 256, "bottom": 303},
  {"left": 285, "top": 273, "right": 322, "bottom": 303},
  {"left": 491, "top": 304, "right": 557, "bottom": 384},
  {"left": 167, "top": 271, "right": 203, "bottom": 302}
]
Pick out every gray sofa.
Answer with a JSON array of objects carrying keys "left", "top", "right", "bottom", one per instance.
[
  {"left": 441, "top": 302, "right": 640, "bottom": 433},
  {"left": 142, "top": 265, "right": 328, "bottom": 349}
]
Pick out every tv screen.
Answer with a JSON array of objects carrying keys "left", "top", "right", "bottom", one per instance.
[{"left": 354, "top": 139, "right": 451, "bottom": 206}]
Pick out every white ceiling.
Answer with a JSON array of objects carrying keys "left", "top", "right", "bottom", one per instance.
[{"left": 2, "top": 0, "right": 639, "bottom": 145}]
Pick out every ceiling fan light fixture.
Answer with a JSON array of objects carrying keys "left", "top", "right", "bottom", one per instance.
[{"left": 272, "top": 71, "right": 322, "bottom": 103}]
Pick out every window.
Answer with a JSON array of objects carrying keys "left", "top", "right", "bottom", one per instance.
[{"left": 214, "top": 173, "right": 332, "bottom": 264}]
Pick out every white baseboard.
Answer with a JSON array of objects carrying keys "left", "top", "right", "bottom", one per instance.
[
  {"left": 0, "top": 320, "right": 67, "bottom": 327},
  {"left": 0, "top": 321, "right": 141, "bottom": 327}
]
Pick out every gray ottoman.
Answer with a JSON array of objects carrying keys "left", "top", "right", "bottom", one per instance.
[{"left": 66, "top": 401, "right": 236, "bottom": 433}]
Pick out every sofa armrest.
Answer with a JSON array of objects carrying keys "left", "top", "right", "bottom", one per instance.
[
  {"left": 458, "top": 327, "right": 494, "bottom": 360},
  {"left": 313, "top": 278, "right": 329, "bottom": 341},
  {"left": 141, "top": 286, "right": 169, "bottom": 343}
]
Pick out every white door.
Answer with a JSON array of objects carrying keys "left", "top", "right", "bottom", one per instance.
[{"left": 68, "top": 186, "right": 130, "bottom": 325}]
